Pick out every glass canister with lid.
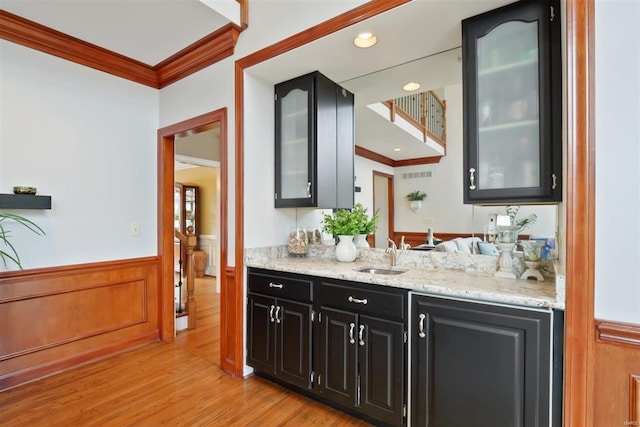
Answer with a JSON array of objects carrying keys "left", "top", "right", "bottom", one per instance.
[{"left": 287, "top": 227, "right": 308, "bottom": 257}]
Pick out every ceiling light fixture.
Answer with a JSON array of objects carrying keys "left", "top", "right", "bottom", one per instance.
[
  {"left": 393, "top": 148, "right": 401, "bottom": 152},
  {"left": 354, "top": 32, "right": 378, "bottom": 48},
  {"left": 403, "top": 82, "right": 421, "bottom": 92}
]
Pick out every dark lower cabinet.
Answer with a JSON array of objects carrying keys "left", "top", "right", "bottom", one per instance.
[
  {"left": 411, "top": 295, "right": 555, "bottom": 427},
  {"left": 317, "top": 281, "right": 407, "bottom": 426},
  {"left": 246, "top": 269, "right": 313, "bottom": 391}
]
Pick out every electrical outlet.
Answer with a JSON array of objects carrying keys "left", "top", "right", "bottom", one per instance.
[{"left": 130, "top": 223, "right": 140, "bottom": 236}]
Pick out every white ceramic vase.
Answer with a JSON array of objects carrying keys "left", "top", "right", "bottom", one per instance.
[
  {"left": 335, "top": 235, "right": 357, "bottom": 262},
  {"left": 353, "top": 234, "right": 370, "bottom": 248}
]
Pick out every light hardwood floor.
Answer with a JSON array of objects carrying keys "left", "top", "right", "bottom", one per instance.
[{"left": 0, "top": 276, "right": 369, "bottom": 426}]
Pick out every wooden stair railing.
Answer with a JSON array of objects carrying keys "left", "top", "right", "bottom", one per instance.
[
  {"left": 383, "top": 89, "right": 447, "bottom": 153},
  {"left": 175, "top": 226, "right": 197, "bottom": 329}
]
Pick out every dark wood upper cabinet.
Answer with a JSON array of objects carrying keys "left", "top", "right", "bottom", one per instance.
[
  {"left": 462, "top": 0, "right": 562, "bottom": 204},
  {"left": 275, "top": 71, "right": 354, "bottom": 209}
]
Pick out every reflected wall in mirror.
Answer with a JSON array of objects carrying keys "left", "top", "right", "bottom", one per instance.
[{"left": 348, "top": 49, "right": 557, "bottom": 249}]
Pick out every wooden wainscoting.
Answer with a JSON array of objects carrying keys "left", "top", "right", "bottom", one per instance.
[
  {"left": 0, "top": 257, "right": 160, "bottom": 391},
  {"left": 594, "top": 319, "right": 640, "bottom": 425}
]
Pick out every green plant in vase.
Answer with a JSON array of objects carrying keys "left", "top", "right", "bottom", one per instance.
[{"left": 0, "top": 212, "right": 45, "bottom": 269}]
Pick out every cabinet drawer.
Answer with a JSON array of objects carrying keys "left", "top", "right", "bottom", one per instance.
[
  {"left": 318, "top": 281, "right": 406, "bottom": 321},
  {"left": 248, "top": 269, "right": 313, "bottom": 302}
]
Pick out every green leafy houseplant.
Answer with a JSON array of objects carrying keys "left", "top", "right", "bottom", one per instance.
[
  {"left": 406, "top": 190, "right": 427, "bottom": 201},
  {"left": 351, "top": 203, "right": 380, "bottom": 235},
  {"left": 322, "top": 203, "right": 379, "bottom": 236},
  {"left": 0, "top": 212, "right": 45, "bottom": 269}
]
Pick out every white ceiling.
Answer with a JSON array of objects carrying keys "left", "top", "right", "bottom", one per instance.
[
  {"left": 0, "top": 0, "right": 230, "bottom": 65},
  {"left": 1, "top": 0, "right": 511, "bottom": 161}
]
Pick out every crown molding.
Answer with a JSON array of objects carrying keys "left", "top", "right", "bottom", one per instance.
[
  {"left": 355, "top": 145, "right": 443, "bottom": 168},
  {"left": 155, "top": 23, "right": 241, "bottom": 88},
  {"left": 0, "top": 10, "right": 159, "bottom": 87},
  {"left": 0, "top": 10, "right": 243, "bottom": 89}
]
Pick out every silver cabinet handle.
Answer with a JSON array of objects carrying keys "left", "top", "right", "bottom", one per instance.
[
  {"left": 418, "top": 313, "right": 426, "bottom": 338},
  {"left": 552, "top": 173, "right": 558, "bottom": 190},
  {"left": 269, "top": 282, "right": 283, "bottom": 289},
  {"left": 358, "top": 325, "right": 365, "bottom": 346},
  {"left": 306, "top": 182, "right": 312, "bottom": 198},
  {"left": 469, "top": 168, "right": 476, "bottom": 190},
  {"left": 349, "top": 323, "right": 356, "bottom": 344},
  {"left": 275, "top": 306, "right": 281, "bottom": 324},
  {"left": 348, "top": 296, "right": 368, "bottom": 305},
  {"left": 269, "top": 305, "right": 275, "bottom": 323}
]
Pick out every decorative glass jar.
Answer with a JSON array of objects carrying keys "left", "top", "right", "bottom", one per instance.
[{"left": 287, "top": 227, "right": 308, "bottom": 257}]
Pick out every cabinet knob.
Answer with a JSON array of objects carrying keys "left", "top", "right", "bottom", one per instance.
[
  {"left": 469, "top": 168, "right": 477, "bottom": 190},
  {"left": 358, "top": 324, "right": 365, "bottom": 346},
  {"left": 349, "top": 323, "right": 356, "bottom": 344},
  {"left": 418, "top": 313, "right": 426, "bottom": 338}
]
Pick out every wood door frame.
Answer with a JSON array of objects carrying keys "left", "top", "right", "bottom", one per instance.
[
  {"left": 157, "top": 108, "right": 227, "bottom": 343},
  {"left": 372, "top": 170, "right": 394, "bottom": 248}
]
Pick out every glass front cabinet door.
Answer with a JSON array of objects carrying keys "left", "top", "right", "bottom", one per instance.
[
  {"left": 274, "top": 71, "right": 354, "bottom": 209},
  {"left": 462, "top": 0, "right": 562, "bottom": 204}
]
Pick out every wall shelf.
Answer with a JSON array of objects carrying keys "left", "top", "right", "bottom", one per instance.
[{"left": 0, "top": 194, "right": 52, "bottom": 209}]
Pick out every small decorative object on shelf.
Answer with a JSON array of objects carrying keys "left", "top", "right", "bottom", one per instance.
[
  {"left": 406, "top": 191, "right": 427, "bottom": 213},
  {"left": 287, "top": 227, "right": 308, "bottom": 257},
  {"left": 494, "top": 225, "right": 519, "bottom": 279},
  {"left": 519, "top": 240, "right": 546, "bottom": 281},
  {"left": 13, "top": 186, "right": 37, "bottom": 195}
]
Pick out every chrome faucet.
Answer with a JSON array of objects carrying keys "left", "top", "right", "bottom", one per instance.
[{"left": 386, "top": 237, "right": 408, "bottom": 267}]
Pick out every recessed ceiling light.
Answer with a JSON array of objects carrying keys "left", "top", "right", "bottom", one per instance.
[
  {"left": 354, "top": 32, "right": 378, "bottom": 48},
  {"left": 393, "top": 148, "right": 401, "bottom": 152},
  {"left": 403, "top": 82, "right": 421, "bottom": 92}
]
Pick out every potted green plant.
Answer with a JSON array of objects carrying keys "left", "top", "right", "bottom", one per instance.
[
  {"left": 322, "top": 206, "right": 363, "bottom": 262},
  {"left": 351, "top": 203, "right": 380, "bottom": 248},
  {"left": 406, "top": 190, "right": 427, "bottom": 212},
  {"left": 0, "top": 212, "right": 45, "bottom": 269}
]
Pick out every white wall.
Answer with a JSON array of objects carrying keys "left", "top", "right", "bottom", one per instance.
[
  {"left": 0, "top": 41, "right": 159, "bottom": 270},
  {"left": 594, "top": 0, "right": 640, "bottom": 324}
]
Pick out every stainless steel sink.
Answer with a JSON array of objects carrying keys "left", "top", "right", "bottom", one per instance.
[{"left": 355, "top": 266, "right": 408, "bottom": 275}]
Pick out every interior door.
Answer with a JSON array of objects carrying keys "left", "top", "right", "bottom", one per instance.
[{"left": 373, "top": 171, "right": 393, "bottom": 249}]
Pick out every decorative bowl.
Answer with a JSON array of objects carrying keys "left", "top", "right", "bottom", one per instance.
[{"left": 13, "top": 186, "right": 37, "bottom": 195}]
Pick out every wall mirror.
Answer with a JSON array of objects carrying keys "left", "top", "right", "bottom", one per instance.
[{"left": 245, "top": 0, "right": 557, "bottom": 246}]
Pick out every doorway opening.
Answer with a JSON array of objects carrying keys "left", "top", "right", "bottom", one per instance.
[
  {"left": 373, "top": 171, "right": 394, "bottom": 249},
  {"left": 157, "top": 108, "right": 228, "bottom": 368}
]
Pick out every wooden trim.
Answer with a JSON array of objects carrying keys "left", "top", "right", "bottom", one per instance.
[
  {"left": 157, "top": 108, "right": 228, "bottom": 344},
  {"left": 596, "top": 320, "right": 640, "bottom": 347},
  {"left": 394, "top": 156, "right": 443, "bottom": 167},
  {"left": 0, "top": 10, "right": 244, "bottom": 89},
  {"left": 231, "top": 0, "right": 410, "bottom": 377},
  {"left": 155, "top": 24, "right": 242, "bottom": 88},
  {"left": 356, "top": 145, "right": 394, "bottom": 167},
  {"left": 0, "top": 10, "right": 159, "bottom": 88},
  {"left": 631, "top": 375, "right": 640, "bottom": 422},
  {"left": 238, "top": 0, "right": 249, "bottom": 29},
  {"left": 355, "top": 145, "right": 442, "bottom": 167},
  {"left": 564, "top": 0, "right": 596, "bottom": 425},
  {"left": 220, "top": 266, "right": 238, "bottom": 373}
]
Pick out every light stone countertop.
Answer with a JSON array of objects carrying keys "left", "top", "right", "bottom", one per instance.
[{"left": 245, "top": 245, "right": 564, "bottom": 310}]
